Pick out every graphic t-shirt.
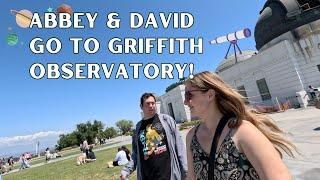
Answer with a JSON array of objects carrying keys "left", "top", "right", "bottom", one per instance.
[{"left": 138, "top": 114, "right": 171, "bottom": 180}]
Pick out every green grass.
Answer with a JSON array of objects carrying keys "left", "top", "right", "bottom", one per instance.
[
  {"left": 3, "top": 145, "right": 137, "bottom": 180},
  {"left": 9, "top": 142, "right": 119, "bottom": 171}
]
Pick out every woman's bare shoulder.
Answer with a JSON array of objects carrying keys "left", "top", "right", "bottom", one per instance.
[
  {"left": 186, "top": 126, "right": 197, "bottom": 143},
  {"left": 231, "top": 120, "right": 263, "bottom": 150},
  {"left": 235, "top": 120, "right": 259, "bottom": 137}
]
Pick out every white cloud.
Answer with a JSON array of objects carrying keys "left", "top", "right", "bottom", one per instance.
[{"left": 0, "top": 131, "right": 64, "bottom": 146}]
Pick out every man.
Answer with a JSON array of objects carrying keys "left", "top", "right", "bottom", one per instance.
[
  {"left": 120, "top": 93, "right": 187, "bottom": 180},
  {"left": 308, "top": 85, "right": 317, "bottom": 100}
]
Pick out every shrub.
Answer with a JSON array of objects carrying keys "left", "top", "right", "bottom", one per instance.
[{"left": 179, "top": 120, "right": 201, "bottom": 130}]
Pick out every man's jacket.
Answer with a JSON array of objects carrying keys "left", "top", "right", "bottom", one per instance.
[{"left": 121, "top": 113, "right": 188, "bottom": 180}]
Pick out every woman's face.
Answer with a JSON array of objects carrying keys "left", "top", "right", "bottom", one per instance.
[{"left": 184, "top": 83, "right": 212, "bottom": 119}]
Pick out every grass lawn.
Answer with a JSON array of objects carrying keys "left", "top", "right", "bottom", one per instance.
[
  {"left": 8, "top": 142, "right": 119, "bottom": 172},
  {"left": 3, "top": 145, "right": 137, "bottom": 180}
]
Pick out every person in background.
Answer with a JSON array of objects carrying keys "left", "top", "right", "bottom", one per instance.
[
  {"left": 7, "top": 156, "right": 14, "bottom": 171},
  {"left": 19, "top": 154, "right": 30, "bottom": 170},
  {"left": 121, "top": 146, "right": 131, "bottom": 162},
  {"left": 82, "top": 140, "right": 89, "bottom": 156},
  {"left": 107, "top": 147, "right": 128, "bottom": 168},
  {"left": 308, "top": 85, "right": 317, "bottom": 100},
  {"left": 86, "top": 145, "right": 96, "bottom": 161},
  {"left": 45, "top": 147, "right": 51, "bottom": 162},
  {"left": 95, "top": 137, "right": 99, "bottom": 146}
]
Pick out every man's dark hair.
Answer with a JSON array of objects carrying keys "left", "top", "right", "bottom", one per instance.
[{"left": 140, "top": 93, "right": 156, "bottom": 107}]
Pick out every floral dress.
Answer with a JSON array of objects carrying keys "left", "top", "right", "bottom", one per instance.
[{"left": 190, "top": 125, "right": 260, "bottom": 180}]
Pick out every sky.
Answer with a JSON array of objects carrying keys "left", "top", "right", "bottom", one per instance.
[{"left": 0, "top": 0, "right": 266, "bottom": 155}]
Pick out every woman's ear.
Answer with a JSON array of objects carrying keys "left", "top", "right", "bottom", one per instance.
[{"left": 208, "top": 89, "right": 216, "bottom": 100}]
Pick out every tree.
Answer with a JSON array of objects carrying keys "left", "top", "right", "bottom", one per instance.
[
  {"left": 56, "top": 132, "right": 78, "bottom": 150},
  {"left": 56, "top": 120, "right": 105, "bottom": 150},
  {"left": 104, "top": 127, "right": 117, "bottom": 139},
  {"left": 75, "top": 120, "right": 105, "bottom": 144},
  {"left": 116, "top": 119, "right": 134, "bottom": 135},
  {"left": 92, "top": 120, "right": 104, "bottom": 133}
]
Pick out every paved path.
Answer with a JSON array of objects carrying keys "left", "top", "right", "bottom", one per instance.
[{"left": 268, "top": 107, "right": 320, "bottom": 180}]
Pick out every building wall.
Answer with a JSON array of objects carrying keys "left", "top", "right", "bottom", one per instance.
[
  {"left": 218, "top": 31, "right": 320, "bottom": 106},
  {"left": 157, "top": 34, "right": 320, "bottom": 120},
  {"left": 158, "top": 85, "right": 191, "bottom": 123},
  {"left": 294, "top": 33, "right": 320, "bottom": 88}
]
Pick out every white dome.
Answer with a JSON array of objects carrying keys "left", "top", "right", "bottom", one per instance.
[{"left": 215, "top": 50, "right": 257, "bottom": 73}]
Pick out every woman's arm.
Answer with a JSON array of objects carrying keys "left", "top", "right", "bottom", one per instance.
[{"left": 236, "top": 121, "right": 291, "bottom": 180}]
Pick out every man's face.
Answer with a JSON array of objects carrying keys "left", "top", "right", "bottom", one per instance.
[{"left": 141, "top": 96, "right": 156, "bottom": 119}]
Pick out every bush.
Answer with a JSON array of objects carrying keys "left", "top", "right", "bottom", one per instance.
[
  {"left": 255, "top": 105, "right": 278, "bottom": 113},
  {"left": 179, "top": 120, "right": 201, "bottom": 130}
]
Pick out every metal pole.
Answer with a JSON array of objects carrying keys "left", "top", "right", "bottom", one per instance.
[
  {"left": 225, "top": 43, "right": 232, "bottom": 59},
  {"left": 275, "top": 97, "right": 281, "bottom": 111},
  {"left": 233, "top": 44, "right": 238, "bottom": 63}
]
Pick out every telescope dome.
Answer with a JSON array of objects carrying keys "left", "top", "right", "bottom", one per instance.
[
  {"left": 216, "top": 50, "right": 257, "bottom": 73},
  {"left": 254, "top": 0, "right": 320, "bottom": 50}
]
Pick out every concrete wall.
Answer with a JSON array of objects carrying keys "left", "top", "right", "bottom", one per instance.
[
  {"left": 158, "top": 85, "right": 191, "bottom": 123},
  {"left": 218, "top": 32, "right": 320, "bottom": 106}
]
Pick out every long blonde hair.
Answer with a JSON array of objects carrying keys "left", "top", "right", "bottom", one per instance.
[{"left": 186, "top": 71, "right": 297, "bottom": 157}]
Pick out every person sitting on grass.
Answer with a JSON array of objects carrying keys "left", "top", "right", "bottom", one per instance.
[
  {"left": 45, "top": 147, "right": 52, "bottom": 162},
  {"left": 86, "top": 145, "right": 96, "bottom": 162},
  {"left": 76, "top": 145, "right": 96, "bottom": 165},
  {"left": 107, "top": 147, "right": 129, "bottom": 168},
  {"left": 121, "top": 146, "right": 131, "bottom": 162},
  {"left": 45, "top": 148, "right": 61, "bottom": 162}
]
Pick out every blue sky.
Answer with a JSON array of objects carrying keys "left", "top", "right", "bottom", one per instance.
[{"left": 0, "top": 0, "right": 265, "bottom": 143}]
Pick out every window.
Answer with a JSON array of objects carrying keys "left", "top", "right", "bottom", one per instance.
[
  {"left": 237, "top": 85, "right": 249, "bottom": 104},
  {"left": 237, "top": 85, "right": 248, "bottom": 97},
  {"left": 317, "top": 64, "right": 320, "bottom": 72},
  {"left": 297, "top": 0, "right": 320, "bottom": 10},
  {"left": 256, "top": 78, "right": 271, "bottom": 101}
]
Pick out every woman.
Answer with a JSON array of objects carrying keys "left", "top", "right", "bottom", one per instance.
[
  {"left": 19, "top": 154, "right": 30, "bottom": 170},
  {"left": 184, "top": 71, "right": 296, "bottom": 180},
  {"left": 87, "top": 145, "right": 96, "bottom": 161},
  {"left": 121, "top": 145, "right": 131, "bottom": 161},
  {"left": 45, "top": 147, "right": 52, "bottom": 162},
  {"left": 107, "top": 147, "right": 129, "bottom": 168}
]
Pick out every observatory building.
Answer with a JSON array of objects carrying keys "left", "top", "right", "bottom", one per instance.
[
  {"left": 217, "top": 0, "right": 320, "bottom": 107},
  {"left": 156, "top": 0, "right": 320, "bottom": 122}
]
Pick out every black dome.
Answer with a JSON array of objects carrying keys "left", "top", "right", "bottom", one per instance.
[{"left": 254, "top": 0, "right": 320, "bottom": 50}]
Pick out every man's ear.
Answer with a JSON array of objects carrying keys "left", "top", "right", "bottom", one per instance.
[{"left": 140, "top": 104, "right": 143, "bottom": 109}]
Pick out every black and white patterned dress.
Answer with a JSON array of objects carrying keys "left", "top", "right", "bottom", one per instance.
[{"left": 190, "top": 124, "right": 260, "bottom": 180}]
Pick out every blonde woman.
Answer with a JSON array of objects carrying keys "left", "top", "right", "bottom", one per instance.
[{"left": 184, "top": 71, "right": 296, "bottom": 180}]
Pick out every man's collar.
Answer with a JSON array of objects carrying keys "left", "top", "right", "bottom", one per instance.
[{"left": 142, "top": 113, "right": 157, "bottom": 120}]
